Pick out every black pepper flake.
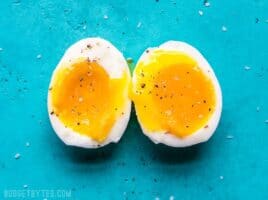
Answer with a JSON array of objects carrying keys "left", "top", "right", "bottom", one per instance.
[
  {"left": 154, "top": 178, "right": 157, "bottom": 183},
  {"left": 144, "top": 105, "right": 147, "bottom": 108},
  {"left": 186, "top": 125, "right": 189, "bottom": 128},
  {"left": 141, "top": 83, "right": 146, "bottom": 88},
  {"left": 255, "top": 18, "right": 259, "bottom": 24},
  {"left": 80, "top": 84, "right": 82, "bottom": 87},
  {"left": 204, "top": 125, "right": 209, "bottom": 128},
  {"left": 121, "top": 112, "right": 125, "bottom": 115},
  {"left": 186, "top": 71, "right": 190, "bottom": 74},
  {"left": 203, "top": 100, "right": 207, "bottom": 103},
  {"left": 154, "top": 84, "right": 159, "bottom": 88},
  {"left": 192, "top": 104, "right": 194, "bottom": 107},
  {"left": 124, "top": 178, "right": 128, "bottom": 182},
  {"left": 156, "top": 0, "right": 159, "bottom": 2},
  {"left": 141, "top": 72, "right": 145, "bottom": 77},
  {"left": 160, "top": 96, "right": 163, "bottom": 99},
  {"left": 209, "top": 108, "right": 211, "bottom": 112},
  {"left": 115, "top": 108, "right": 118, "bottom": 111},
  {"left": 49, "top": 87, "right": 53, "bottom": 91},
  {"left": 50, "top": 111, "right": 54, "bottom": 115},
  {"left": 80, "top": 78, "right": 84, "bottom": 82},
  {"left": 87, "top": 44, "right": 92, "bottom": 49},
  {"left": 146, "top": 50, "right": 149, "bottom": 53},
  {"left": 203, "top": 0, "right": 208, "bottom": 5},
  {"left": 77, "top": 122, "right": 80, "bottom": 125}
]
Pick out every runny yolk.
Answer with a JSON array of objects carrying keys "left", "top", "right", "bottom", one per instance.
[
  {"left": 50, "top": 58, "right": 128, "bottom": 142},
  {"left": 132, "top": 50, "right": 216, "bottom": 138}
]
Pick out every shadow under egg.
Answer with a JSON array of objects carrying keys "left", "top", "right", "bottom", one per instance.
[
  {"left": 62, "top": 143, "right": 118, "bottom": 164},
  {"left": 149, "top": 143, "right": 203, "bottom": 164}
]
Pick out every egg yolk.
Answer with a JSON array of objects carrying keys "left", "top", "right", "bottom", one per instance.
[
  {"left": 132, "top": 49, "right": 216, "bottom": 138},
  {"left": 50, "top": 58, "right": 128, "bottom": 142}
]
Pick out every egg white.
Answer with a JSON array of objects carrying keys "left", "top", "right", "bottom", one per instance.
[
  {"left": 133, "top": 41, "right": 222, "bottom": 147},
  {"left": 47, "top": 37, "right": 131, "bottom": 148}
]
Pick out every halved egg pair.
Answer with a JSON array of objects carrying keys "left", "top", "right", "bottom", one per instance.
[{"left": 48, "top": 38, "right": 222, "bottom": 148}]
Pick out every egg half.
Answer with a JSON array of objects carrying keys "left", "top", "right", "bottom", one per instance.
[
  {"left": 48, "top": 38, "right": 131, "bottom": 148},
  {"left": 131, "top": 41, "right": 222, "bottom": 147}
]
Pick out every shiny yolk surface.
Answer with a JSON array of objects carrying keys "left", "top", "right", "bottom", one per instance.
[
  {"left": 132, "top": 49, "right": 216, "bottom": 138},
  {"left": 50, "top": 58, "right": 128, "bottom": 142}
]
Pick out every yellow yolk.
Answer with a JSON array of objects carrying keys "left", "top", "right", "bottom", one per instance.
[
  {"left": 50, "top": 58, "right": 128, "bottom": 142},
  {"left": 132, "top": 50, "right": 216, "bottom": 138}
]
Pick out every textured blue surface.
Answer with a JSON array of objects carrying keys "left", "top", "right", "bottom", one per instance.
[{"left": 0, "top": 0, "right": 268, "bottom": 199}]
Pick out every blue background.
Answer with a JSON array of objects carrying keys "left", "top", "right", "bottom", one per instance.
[{"left": 0, "top": 0, "right": 268, "bottom": 199}]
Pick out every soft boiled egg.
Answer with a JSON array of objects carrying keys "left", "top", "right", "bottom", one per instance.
[
  {"left": 48, "top": 38, "right": 131, "bottom": 148},
  {"left": 131, "top": 41, "right": 222, "bottom": 147}
]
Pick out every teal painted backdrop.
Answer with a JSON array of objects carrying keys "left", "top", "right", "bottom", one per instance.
[{"left": 0, "top": 0, "right": 268, "bottom": 199}]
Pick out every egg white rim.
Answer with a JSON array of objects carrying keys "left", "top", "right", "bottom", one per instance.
[
  {"left": 47, "top": 37, "right": 131, "bottom": 148},
  {"left": 133, "top": 41, "right": 222, "bottom": 147}
]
